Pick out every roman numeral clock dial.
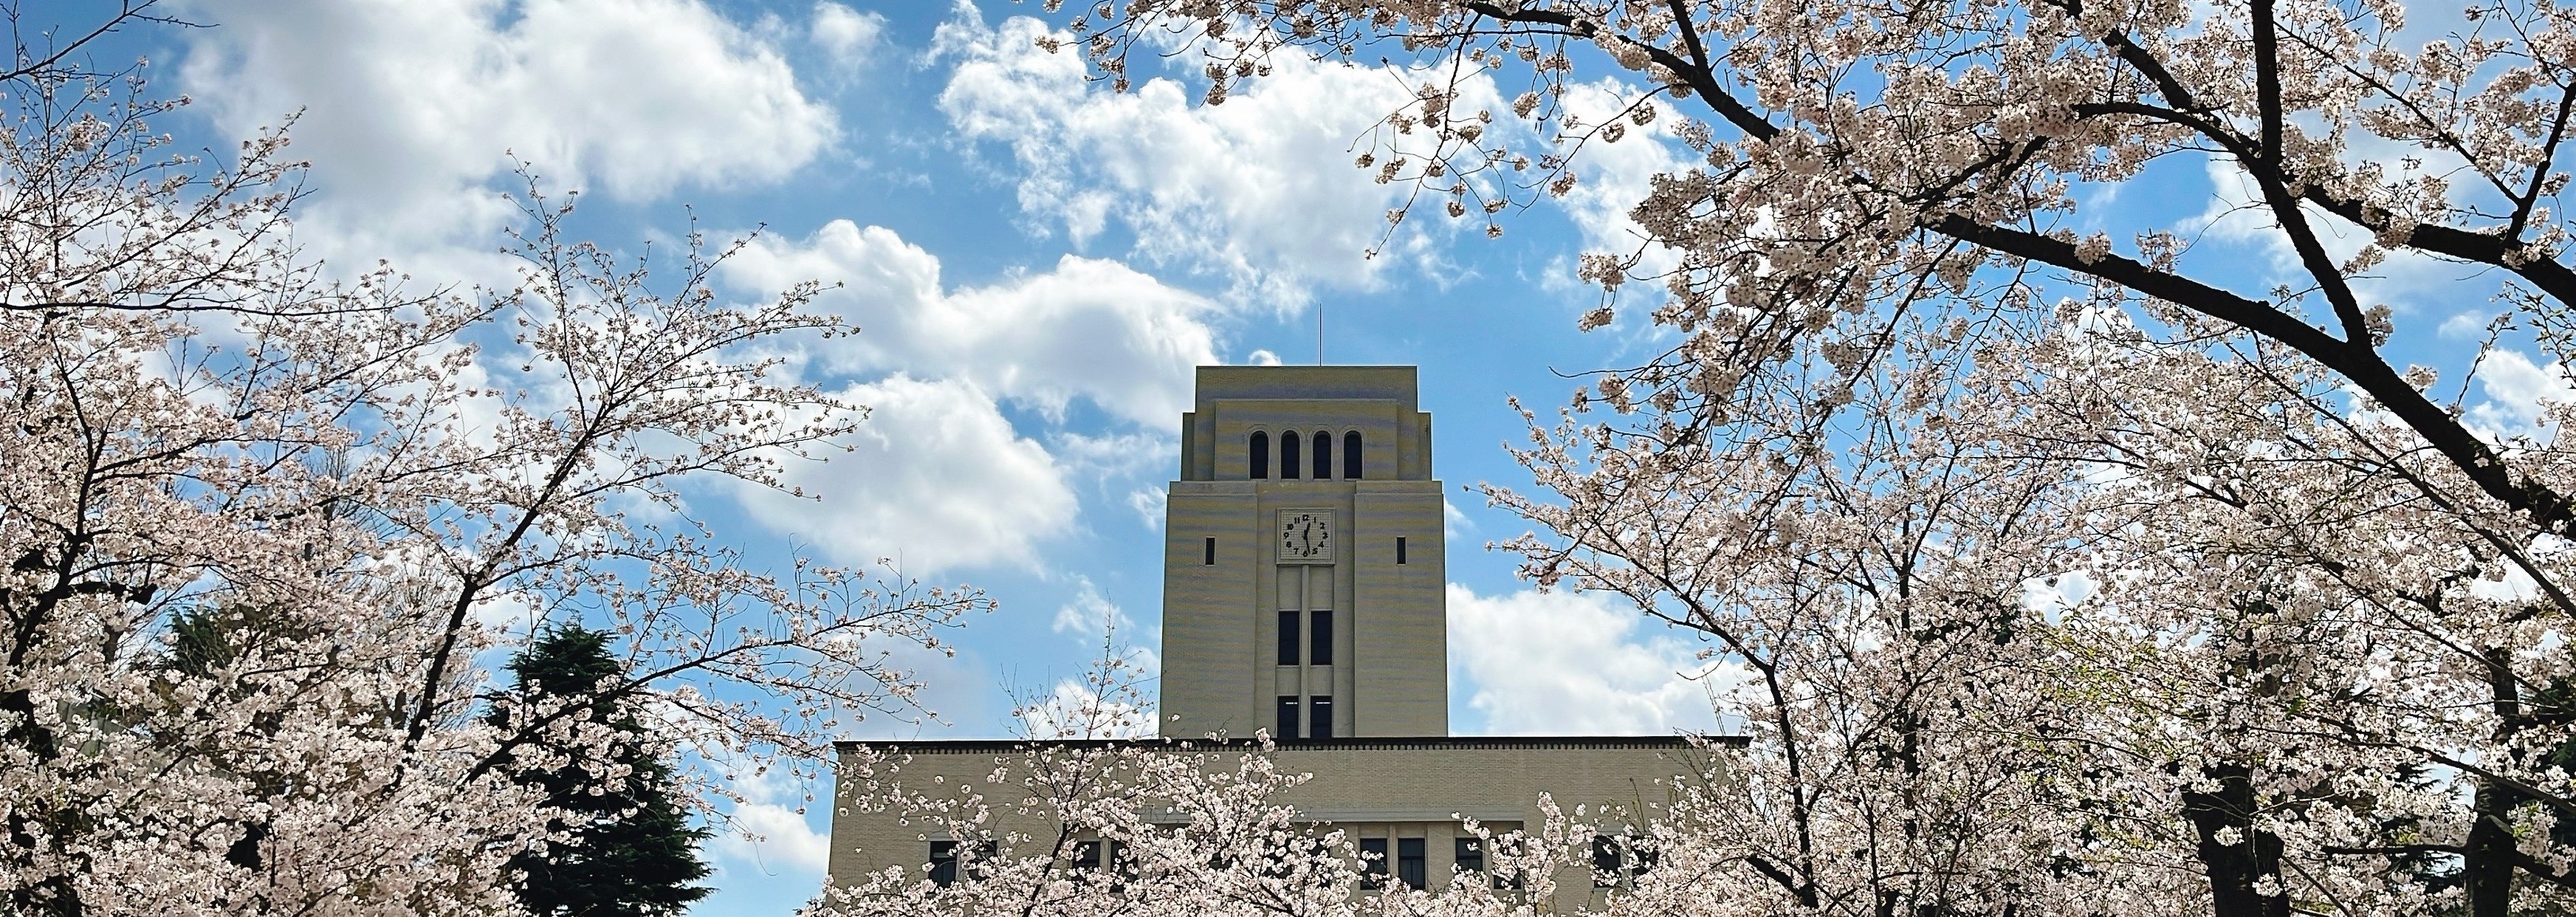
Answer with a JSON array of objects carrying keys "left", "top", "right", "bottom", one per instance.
[{"left": 1278, "top": 509, "right": 1333, "bottom": 563}]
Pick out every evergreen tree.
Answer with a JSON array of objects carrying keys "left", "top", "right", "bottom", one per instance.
[{"left": 491, "top": 625, "right": 712, "bottom": 917}]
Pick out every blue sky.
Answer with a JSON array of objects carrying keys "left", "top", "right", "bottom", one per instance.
[{"left": 71, "top": 0, "right": 2572, "bottom": 911}]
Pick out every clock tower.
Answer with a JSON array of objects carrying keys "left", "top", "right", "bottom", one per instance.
[{"left": 1161, "top": 365, "right": 1448, "bottom": 739}]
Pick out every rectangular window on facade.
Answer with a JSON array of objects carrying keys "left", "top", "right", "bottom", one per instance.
[
  {"left": 1073, "top": 839, "right": 1102, "bottom": 870},
  {"left": 1590, "top": 834, "right": 1654, "bottom": 887},
  {"left": 1276, "top": 696, "right": 1299, "bottom": 739},
  {"left": 1277, "top": 610, "right": 1299, "bottom": 664},
  {"left": 1309, "top": 696, "right": 1333, "bottom": 738},
  {"left": 1397, "top": 837, "right": 1426, "bottom": 890},
  {"left": 1310, "top": 609, "right": 1333, "bottom": 665},
  {"left": 1204, "top": 537, "right": 1215, "bottom": 565},
  {"left": 1454, "top": 837, "right": 1483, "bottom": 875},
  {"left": 930, "top": 840, "right": 958, "bottom": 887},
  {"left": 1397, "top": 536, "right": 1407, "bottom": 565},
  {"left": 1359, "top": 838, "right": 1389, "bottom": 889}
]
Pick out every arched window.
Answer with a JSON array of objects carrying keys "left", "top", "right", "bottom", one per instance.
[
  {"left": 1249, "top": 431, "right": 1269, "bottom": 479},
  {"left": 1312, "top": 431, "right": 1332, "bottom": 479},
  {"left": 1343, "top": 431, "right": 1362, "bottom": 479},
  {"left": 1281, "top": 430, "right": 1302, "bottom": 479}
]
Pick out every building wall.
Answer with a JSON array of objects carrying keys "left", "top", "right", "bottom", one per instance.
[
  {"left": 829, "top": 738, "right": 1719, "bottom": 913},
  {"left": 1161, "top": 366, "right": 1446, "bottom": 739}
]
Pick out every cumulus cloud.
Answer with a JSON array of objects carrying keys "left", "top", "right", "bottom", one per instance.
[
  {"left": 809, "top": 1, "right": 885, "bottom": 62},
  {"left": 711, "top": 769, "right": 830, "bottom": 875},
  {"left": 1446, "top": 583, "right": 1723, "bottom": 735},
  {"left": 179, "top": 0, "right": 833, "bottom": 255},
  {"left": 932, "top": 9, "right": 1493, "bottom": 304},
  {"left": 732, "top": 374, "right": 1075, "bottom": 573},
  {"left": 725, "top": 219, "right": 1223, "bottom": 427},
  {"left": 2467, "top": 349, "right": 2576, "bottom": 442}
]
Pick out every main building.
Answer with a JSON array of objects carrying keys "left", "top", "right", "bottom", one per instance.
[{"left": 829, "top": 366, "right": 1723, "bottom": 907}]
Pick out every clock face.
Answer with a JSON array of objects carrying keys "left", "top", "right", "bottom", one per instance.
[{"left": 1277, "top": 509, "right": 1333, "bottom": 563}]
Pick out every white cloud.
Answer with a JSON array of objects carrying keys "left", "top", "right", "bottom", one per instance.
[
  {"left": 733, "top": 374, "right": 1076, "bottom": 573},
  {"left": 712, "top": 770, "right": 830, "bottom": 875},
  {"left": 1051, "top": 576, "right": 1137, "bottom": 639},
  {"left": 2467, "top": 349, "right": 2576, "bottom": 442},
  {"left": 1446, "top": 583, "right": 1723, "bottom": 735},
  {"left": 1127, "top": 487, "right": 1168, "bottom": 530},
  {"left": 725, "top": 219, "right": 1223, "bottom": 427},
  {"left": 179, "top": 0, "right": 833, "bottom": 256},
  {"left": 932, "top": 10, "right": 1491, "bottom": 305},
  {"left": 809, "top": 1, "right": 885, "bottom": 62}
]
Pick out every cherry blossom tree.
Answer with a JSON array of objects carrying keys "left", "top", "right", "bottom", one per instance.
[
  {"left": 1045, "top": 0, "right": 2576, "bottom": 914},
  {"left": 0, "top": 24, "right": 985, "bottom": 917}
]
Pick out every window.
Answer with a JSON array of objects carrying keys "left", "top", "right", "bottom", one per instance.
[
  {"left": 1344, "top": 431, "right": 1362, "bottom": 478},
  {"left": 1591, "top": 834, "right": 1656, "bottom": 887},
  {"left": 1310, "top": 609, "right": 1333, "bottom": 665},
  {"left": 930, "top": 839, "right": 997, "bottom": 887},
  {"left": 1454, "top": 837, "right": 1484, "bottom": 876},
  {"left": 1204, "top": 536, "right": 1216, "bottom": 566},
  {"left": 1359, "top": 838, "right": 1389, "bottom": 889},
  {"left": 1277, "top": 611, "right": 1299, "bottom": 664},
  {"left": 1308, "top": 696, "right": 1333, "bottom": 738},
  {"left": 930, "top": 840, "right": 958, "bottom": 887},
  {"left": 1276, "top": 696, "right": 1299, "bottom": 739},
  {"left": 1397, "top": 838, "right": 1426, "bottom": 890},
  {"left": 1282, "top": 430, "right": 1302, "bottom": 478},
  {"left": 1073, "top": 839, "right": 1102, "bottom": 870},
  {"left": 1249, "top": 432, "right": 1269, "bottom": 478},
  {"left": 1396, "top": 536, "right": 1407, "bottom": 566},
  {"left": 1312, "top": 431, "right": 1332, "bottom": 479}
]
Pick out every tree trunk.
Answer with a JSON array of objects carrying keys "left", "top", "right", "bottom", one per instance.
[{"left": 2181, "top": 763, "right": 2290, "bottom": 917}]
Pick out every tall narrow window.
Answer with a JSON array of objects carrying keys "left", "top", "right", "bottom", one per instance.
[
  {"left": 1312, "top": 431, "right": 1332, "bottom": 479},
  {"left": 1275, "top": 696, "right": 1299, "bottom": 739},
  {"left": 1454, "top": 838, "right": 1485, "bottom": 876},
  {"left": 1359, "top": 838, "right": 1390, "bottom": 889},
  {"left": 1249, "top": 432, "right": 1269, "bottom": 478},
  {"left": 1309, "top": 696, "right": 1333, "bottom": 738},
  {"left": 1397, "top": 838, "right": 1426, "bottom": 890},
  {"left": 1277, "top": 611, "right": 1299, "bottom": 664},
  {"left": 1310, "top": 609, "right": 1333, "bottom": 665},
  {"left": 1204, "top": 537, "right": 1216, "bottom": 565},
  {"left": 1344, "top": 431, "right": 1362, "bottom": 478},
  {"left": 930, "top": 840, "right": 958, "bottom": 887},
  {"left": 1073, "top": 839, "right": 1102, "bottom": 870},
  {"left": 1282, "top": 430, "right": 1302, "bottom": 478},
  {"left": 1396, "top": 536, "right": 1407, "bottom": 566}
]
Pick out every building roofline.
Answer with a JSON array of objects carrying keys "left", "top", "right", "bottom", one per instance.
[{"left": 834, "top": 735, "right": 1746, "bottom": 754}]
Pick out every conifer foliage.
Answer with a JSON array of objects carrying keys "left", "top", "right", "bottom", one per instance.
[{"left": 490, "top": 625, "right": 712, "bottom": 917}]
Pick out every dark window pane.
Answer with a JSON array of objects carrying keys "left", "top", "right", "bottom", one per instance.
[
  {"left": 1454, "top": 837, "right": 1484, "bottom": 875},
  {"left": 1313, "top": 431, "right": 1332, "bottom": 478},
  {"left": 1397, "top": 838, "right": 1426, "bottom": 890},
  {"left": 1592, "top": 835, "right": 1619, "bottom": 887},
  {"left": 1275, "top": 696, "right": 1299, "bottom": 739},
  {"left": 1396, "top": 536, "right": 1407, "bottom": 566},
  {"left": 1282, "top": 430, "right": 1301, "bottom": 478},
  {"left": 1310, "top": 609, "right": 1333, "bottom": 665},
  {"left": 1309, "top": 696, "right": 1333, "bottom": 738},
  {"left": 1073, "top": 839, "right": 1102, "bottom": 870},
  {"left": 1277, "top": 611, "right": 1299, "bottom": 664},
  {"left": 1344, "top": 431, "right": 1362, "bottom": 478},
  {"left": 1204, "top": 536, "right": 1216, "bottom": 566},
  {"left": 1249, "top": 432, "right": 1268, "bottom": 478},
  {"left": 930, "top": 840, "right": 958, "bottom": 887},
  {"left": 1359, "top": 838, "right": 1389, "bottom": 888}
]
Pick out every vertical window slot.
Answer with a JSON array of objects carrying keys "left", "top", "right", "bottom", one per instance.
[
  {"left": 1277, "top": 611, "right": 1299, "bottom": 664},
  {"left": 1310, "top": 609, "right": 1333, "bottom": 665},
  {"left": 1204, "top": 536, "right": 1216, "bottom": 566},
  {"left": 1249, "top": 432, "right": 1269, "bottom": 479},
  {"left": 1282, "top": 430, "right": 1302, "bottom": 478},
  {"left": 1344, "top": 431, "right": 1362, "bottom": 478},
  {"left": 1396, "top": 536, "right": 1407, "bottom": 566},
  {"left": 1309, "top": 696, "right": 1333, "bottom": 738},
  {"left": 1275, "top": 696, "right": 1299, "bottom": 739},
  {"left": 1313, "top": 431, "right": 1332, "bottom": 478}
]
